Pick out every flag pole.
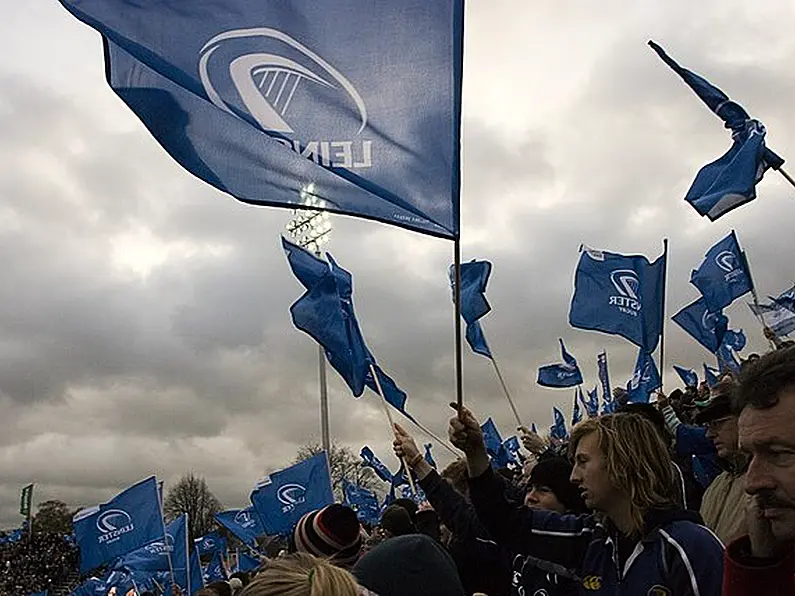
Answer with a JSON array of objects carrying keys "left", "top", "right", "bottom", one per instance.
[
  {"left": 736, "top": 230, "right": 777, "bottom": 350},
  {"left": 778, "top": 166, "right": 795, "bottom": 190},
  {"left": 401, "top": 414, "right": 458, "bottom": 457},
  {"left": 369, "top": 363, "right": 418, "bottom": 496},
  {"left": 453, "top": 237, "right": 464, "bottom": 410},
  {"left": 659, "top": 238, "right": 669, "bottom": 392},
  {"left": 489, "top": 355, "right": 523, "bottom": 428},
  {"left": 157, "top": 487, "right": 176, "bottom": 588}
]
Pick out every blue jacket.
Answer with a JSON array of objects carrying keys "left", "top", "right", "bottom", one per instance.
[{"left": 469, "top": 467, "right": 724, "bottom": 595}]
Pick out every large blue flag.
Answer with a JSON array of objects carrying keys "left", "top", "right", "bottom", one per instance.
[
  {"left": 597, "top": 351, "right": 612, "bottom": 403},
  {"left": 550, "top": 407, "right": 569, "bottom": 442},
  {"left": 214, "top": 507, "right": 264, "bottom": 550},
  {"left": 537, "top": 339, "right": 584, "bottom": 388},
  {"left": 453, "top": 260, "right": 493, "bottom": 358},
  {"left": 342, "top": 480, "right": 380, "bottom": 526},
  {"left": 674, "top": 365, "right": 699, "bottom": 388},
  {"left": 73, "top": 476, "right": 164, "bottom": 573},
  {"left": 194, "top": 531, "right": 226, "bottom": 557},
  {"left": 649, "top": 41, "right": 784, "bottom": 220},
  {"left": 58, "top": 0, "right": 464, "bottom": 239},
  {"left": 584, "top": 386, "right": 599, "bottom": 418},
  {"left": 750, "top": 301, "right": 795, "bottom": 337},
  {"left": 672, "top": 298, "right": 728, "bottom": 353},
  {"left": 360, "top": 446, "right": 393, "bottom": 483},
  {"left": 690, "top": 232, "right": 754, "bottom": 312},
  {"left": 626, "top": 349, "right": 662, "bottom": 404},
  {"left": 569, "top": 247, "right": 666, "bottom": 352},
  {"left": 250, "top": 451, "right": 335, "bottom": 536},
  {"left": 284, "top": 238, "right": 411, "bottom": 418}
]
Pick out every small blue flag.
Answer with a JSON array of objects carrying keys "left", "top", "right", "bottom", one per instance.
[
  {"left": 73, "top": 476, "right": 164, "bottom": 573},
  {"left": 250, "top": 452, "right": 334, "bottom": 536},
  {"left": 550, "top": 407, "right": 569, "bottom": 441},
  {"left": 584, "top": 386, "right": 599, "bottom": 418},
  {"left": 673, "top": 298, "right": 728, "bottom": 353},
  {"left": 572, "top": 389, "right": 583, "bottom": 426},
  {"left": 342, "top": 480, "right": 380, "bottom": 526},
  {"left": 569, "top": 247, "right": 666, "bottom": 352},
  {"left": 502, "top": 436, "right": 523, "bottom": 465},
  {"left": 480, "top": 418, "right": 511, "bottom": 468},
  {"left": 204, "top": 549, "right": 228, "bottom": 583},
  {"left": 597, "top": 351, "right": 612, "bottom": 404},
  {"left": 648, "top": 41, "right": 784, "bottom": 220},
  {"left": 194, "top": 531, "right": 226, "bottom": 557},
  {"left": 214, "top": 507, "right": 264, "bottom": 550},
  {"left": 750, "top": 300, "right": 795, "bottom": 337},
  {"left": 723, "top": 329, "right": 747, "bottom": 352},
  {"left": 452, "top": 260, "right": 493, "bottom": 358},
  {"left": 423, "top": 444, "right": 437, "bottom": 469},
  {"left": 236, "top": 552, "right": 262, "bottom": 574},
  {"left": 717, "top": 344, "right": 742, "bottom": 374},
  {"left": 360, "top": 446, "right": 393, "bottom": 483},
  {"left": 58, "top": 0, "right": 464, "bottom": 239},
  {"left": 771, "top": 284, "right": 795, "bottom": 313},
  {"left": 703, "top": 363, "right": 721, "bottom": 388},
  {"left": 690, "top": 232, "right": 754, "bottom": 312},
  {"left": 626, "top": 349, "right": 662, "bottom": 404},
  {"left": 673, "top": 365, "right": 699, "bottom": 388},
  {"left": 537, "top": 339, "right": 584, "bottom": 388},
  {"left": 190, "top": 548, "right": 205, "bottom": 594}
]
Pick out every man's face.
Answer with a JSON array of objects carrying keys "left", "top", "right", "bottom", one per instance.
[
  {"left": 704, "top": 415, "right": 739, "bottom": 458},
  {"left": 740, "top": 387, "right": 795, "bottom": 543},
  {"left": 570, "top": 432, "right": 616, "bottom": 511}
]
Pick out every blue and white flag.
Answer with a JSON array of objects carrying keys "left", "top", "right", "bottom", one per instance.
[
  {"left": 342, "top": 480, "right": 380, "bottom": 526},
  {"left": 424, "top": 444, "right": 437, "bottom": 470},
  {"left": 204, "top": 549, "right": 228, "bottom": 583},
  {"left": 502, "top": 436, "right": 523, "bottom": 465},
  {"left": 236, "top": 552, "right": 262, "bottom": 574},
  {"left": 750, "top": 301, "right": 795, "bottom": 337},
  {"left": 453, "top": 260, "right": 493, "bottom": 358},
  {"left": 771, "top": 284, "right": 795, "bottom": 313},
  {"left": 550, "top": 407, "right": 569, "bottom": 441},
  {"left": 597, "top": 351, "right": 612, "bottom": 403},
  {"left": 569, "top": 247, "right": 666, "bottom": 352},
  {"left": 723, "top": 329, "right": 747, "bottom": 352},
  {"left": 717, "top": 343, "right": 742, "bottom": 374},
  {"left": 481, "top": 418, "right": 510, "bottom": 468},
  {"left": 537, "top": 339, "right": 583, "bottom": 388},
  {"left": 58, "top": 0, "right": 464, "bottom": 239},
  {"left": 214, "top": 507, "right": 264, "bottom": 550},
  {"left": 649, "top": 41, "right": 784, "bottom": 220},
  {"left": 703, "top": 363, "right": 721, "bottom": 388},
  {"left": 284, "top": 238, "right": 411, "bottom": 418},
  {"left": 584, "top": 386, "right": 599, "bottom": 418},
  {"left": 194, "top": 531, "right": 226, "bottom": 557},
  {"left": 690, "top": 232, "right": 753, "bottom": 312},
  {"left": 626, "top": 350, "right": 662, "bottom": 404},
  {"left": 674, "top": 365, "right": 699, "bottom": 388},
  {"left": 572, "top": 389, "right": 583, "bottom": 425},
  {"left": 250, "top": 452, "right": 334, "bottom": 536},
  {"left": 673, "top": 298, "right": 728, "bottom": 353},
  {"left": 360, "top": 446, "right": 393, "bottom": 483},
  {"left": 73, "top": 476, "right": 164, "bottom": 573}
]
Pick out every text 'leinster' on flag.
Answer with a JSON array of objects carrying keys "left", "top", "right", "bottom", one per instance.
[
  {"left": 58, "top": 0, "right": 464, "bottom": 239},
  {"left": 569, "top": 246, "right": 666, "bottom": 352},
  {"left": 537, "top": 339, "right": 583, "bottom": 388},
  {"left": 690, "top": 231, "right": 753, "bottom": 312},
  {"left": 648, "top": 41, "right": 784, "bottom": 220}
]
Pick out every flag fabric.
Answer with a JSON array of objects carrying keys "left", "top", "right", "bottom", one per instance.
[
  {"left": 703, "top": 363, "right": 721, "bottom": 388},
  {"left": 569, "top": 247, "right": 666, "bottom": 352},
  {"left": 204, "top": 549, "right": 228, "bottom": 583},
  {"left": 58, "top": 0, "right": 464, "bottom": 239},
  {"left": 717, "top": 344, "right": 742, "bottom": 374},
  {"left": 502, "top": 436, "right": 523, "bottom": 465},
  {"left": 750, "top": 301, "right": 795, "bottom": 337},
  {"left": 584, "top": 387, "right": 599, "bottom": 418},
  {"left": 673, "top": 298, "right": 728, "bottom": 353},
  {"left": 597, "top": 351, "right": 612, "bottom": 403},
  {"left": 194, "top": 532, "right": 226, "bottom": 557},
  {"left": 627, "top": 350, "right": 662, "bottom": 404},
  {"left": 20, "top": 484, "right": 33, "bottom": 518},
  {"left": 648, "top": 41, "right": 784, "bottom": 220},
  {"left": 236, "top": 552, "right": 262, "bottom": 574},
  {"left": 572, "top": 389, "right": 583, "bottom": 426},
  {"left": 550, "top": 407, "right": 569, "bottom": 441},
  {"left": 360, "top": 446, "right": 393, "bottom": 483},
  {"left": 73, "top": 476, "right": 164, "bottom": 573},
  {"left": 674, "top": 365, "right": 699, "bottom": 388},
  {"left": 214, "top": 507, "right": 264, "bottom": 550},
  {"left": 690, "top": 232, "right": 754, "bottom": 312},
  {"left": 250, "top": 452, "right": 334, "bottom": 536},
  {"left": 480, "top": 418, "right": 510, "bottom": 468},
  {"left": 537, "top": 339, "right": 583, "bottom": 388},
  {"left": 453, "top": 260, "right": 493, "bottom": 358},
  {"left": 284, "top": 239, "right": 411, "bottom": 418},
  {"left": 771, "top": 284, "right": 795, "bottom": 313},
  {"left": 423, "top": 444, "right": 437, "bottom": 470},
  {"left": 342, "top": 480, "right": 380, "bottom": 525},
  {"left": 189, "top": 549, "right": 205, "bottom": 595}
]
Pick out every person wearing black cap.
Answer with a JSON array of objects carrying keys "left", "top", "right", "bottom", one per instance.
[
  {"left": 525, "top": 456, "right": 587, "bottom": 514},
  {"left": 290, "top": 504, "right": 364, "bottom": 568}
]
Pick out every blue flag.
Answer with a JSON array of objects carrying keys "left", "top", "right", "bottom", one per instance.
[
  {"left": 480, "top": 418, "right": 510, "bottom": 468},
  {"left": 204, "top": 549, "right": 228, "bottom": 583},
  {"left": 703, "top": 363, "right": 721, "bottom": 388},
  {"left": 584, "top": 386, "right": 599, "bottom": 418},
  {"left": 453, "top": 260, "right": 493, "bottom": 358},
  {"left": 597, "top": 351, "right": 612, "bottom": 403},
  {"left": 236, "top": 552, "right": 262, "bottom": 574},
  {"left": 550, "top": 407, "right": 569, "bottom": 441},
  {"left": 771, "top": 284, "right": 795, "bottom": 313},
  {"left": 284, "top": 239, "right": 411, "bottom": 418},
  {"left": 73, "top": 476, "right": 164, "bottom": 573},
  {"left": 627, "top": 350, "right": 662, "bottom": 404},
  {"left": 674, "top": 365, "right": 699, "bottom": 388},
  {"left": 58, "top": 0, "right": 464, "bottom": 239},
  {"left": 360, "top": 446, "right": 393, "bottom": 483},
  {"left": 194, "top": 531, "right": 226, "bottom": 557},
  {"left": 250, "top": 451, "right": 335, "bottom": 536},
  {"left": 537, "top": 339, "right": 584, "bottom": 388},
  {"left": 648, "top": 41, "right": 784, "bottom": 220},
  {"left": 723, "top": 329, "right": 747, "bottom": 352},
  {"left": 750, "top": 301, "right": 795, "bottom": 337},
  {"left": 190, "top": 548, "right": 205, "bottom": 595},
  {"left": 423, "top": 444, "right": 437, "bottom": 470},
  {"left": 342, "top": 480, "right": 380, "bottom": 526},
  {"left": 214, "top": 507, "right": 264, "bottom": 550},
  {"left": 569, "top": 247, "right": 666, "bottom": 352},
  {"left": 673, "top": 298, "right": 728, "bottom": 353},
  {"left": 717, "top": 344, "right": 742, "bottom": 374},
  {"left": 502, "top": 436, "right": 523, "bottom": 465},
  {"left": 572, "top": 389, "right": 583, "bottom": 426},
  {"left": 690, "top": 232, "right": 754, "bottom": 312}
]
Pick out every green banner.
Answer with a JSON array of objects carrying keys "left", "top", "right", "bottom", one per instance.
[{"left": 19, "top": 483, "right": 33, "bottom": 518}]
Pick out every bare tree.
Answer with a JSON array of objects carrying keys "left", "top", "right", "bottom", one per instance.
[
  {"left": 163, "top": 473, "right": 223, "bottom": 542},
  {"left": 295, "top": 443, "right": 382, "bottom": 501},
  {"left": 33, "top": 500, "right": 77, "bottom": 535}
]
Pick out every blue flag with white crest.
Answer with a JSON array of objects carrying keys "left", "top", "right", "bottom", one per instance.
[
  {"left": 673, "top": 298, "right": 728, "bottom": 353},
  {"left": 627, "top": 349, "right": 662, "bottom": 404},
  {"left": 584, "top": 386, "right": 599, "bottom": 418},
  {"left": 214, "top": 507, "right": 264, "bottom": 550},
  {"left": 537, "top": 339, "right": 583, "bottom": 388},
  {"left": 58, "top": 0, "right": 464, "bottom": 239},
  {"left": 204, "top": 548, "right": 228, "bottom": 583},
  {"left": 453, "top": 260, "right": 493, "bottom": 358},
  {"left": 194, "top": 531, "right": 226, "bottom": 557},
  {"left": 360, "top": 446, "right": 393, "bottom": 483},
  {"left": 503, "top": 436, "right": 522, "bottom": 465},
  {"left": 648, "top": 41, "right": 784, "bottom": 220},
  {"left": 550, "top": 407, "right": 569, "bottom": 441},
  {"left": 717, "top": 343, "right": 742, "bottom": 374},
  {"left": 73, "top": 476, "right": 163, "bottom": 573},
  {"left": 703, "top": 363, "right": 721, "bottom": 388},
  {"left": 674, "top": 365, "right": 699, "bottom": 388},
  {"left": 723, "top": 329, "right": 747, "bottom": 352},
  {"left": 750, "top": 301, "right": 795, "bottom": 337},
  {"left": 113, "top": 513, "right": 188, "bottom": 580},
  {"left": 690, "top": 232, "right": 753, "bottom": 312},
  {"left": 771, "top": 284, "right": 795, "bottom": 313},
  {"left": 569, "top": 247, "right": 666, "bottom": 352},
  {"left": 250, "top": 451, "right": 334, "bottom": 536},
  {"left": 342, "top": 480, "right": 380, "bottom": 525}
]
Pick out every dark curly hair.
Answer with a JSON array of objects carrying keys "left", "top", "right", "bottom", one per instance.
[{"left": 735, "top": 345, "right": 795, "bottom": 410}]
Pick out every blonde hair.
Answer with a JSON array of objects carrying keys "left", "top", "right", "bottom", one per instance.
[
  {"left": 239, "top": 553, "right": 360, "bottom": 596},
  {"left": 569, "top": 413, "right": 675, "bottom": 535}
]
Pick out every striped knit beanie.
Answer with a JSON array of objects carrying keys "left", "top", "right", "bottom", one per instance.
[{"left": 293, "top": 504, "right": 363, "bottom": 567}]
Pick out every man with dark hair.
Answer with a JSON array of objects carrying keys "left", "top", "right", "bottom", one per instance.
[{"left": 724, "top": 345, "right": 795, "bottom": 594}]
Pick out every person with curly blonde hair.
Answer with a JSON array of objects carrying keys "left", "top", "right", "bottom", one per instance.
[
  {"left": 238, "top": 553, "right": 367, "bottom": 596},
  {"left": 450, "top": 406, "right": 725, "bottom": 595}
]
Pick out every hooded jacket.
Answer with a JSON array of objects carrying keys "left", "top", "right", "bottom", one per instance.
[{"left": 469, "top": 466, "right": 725, "bottom": 595}]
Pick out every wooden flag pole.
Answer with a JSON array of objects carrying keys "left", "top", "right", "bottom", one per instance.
[
  {"left": 779, "top": 167, "right": 795, "bottom": 190},
  {"left": 489, "top": 354, "right": 523, "bottom": 429}
]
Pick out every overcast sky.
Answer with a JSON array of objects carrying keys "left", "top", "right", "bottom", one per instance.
[{"left": 1, "top": 1, "right": 794, "bottom": 528}]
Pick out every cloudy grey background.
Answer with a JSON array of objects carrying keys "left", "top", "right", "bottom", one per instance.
[{"left": 1, "top": 1, "right": 794, "bottom": 528}]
